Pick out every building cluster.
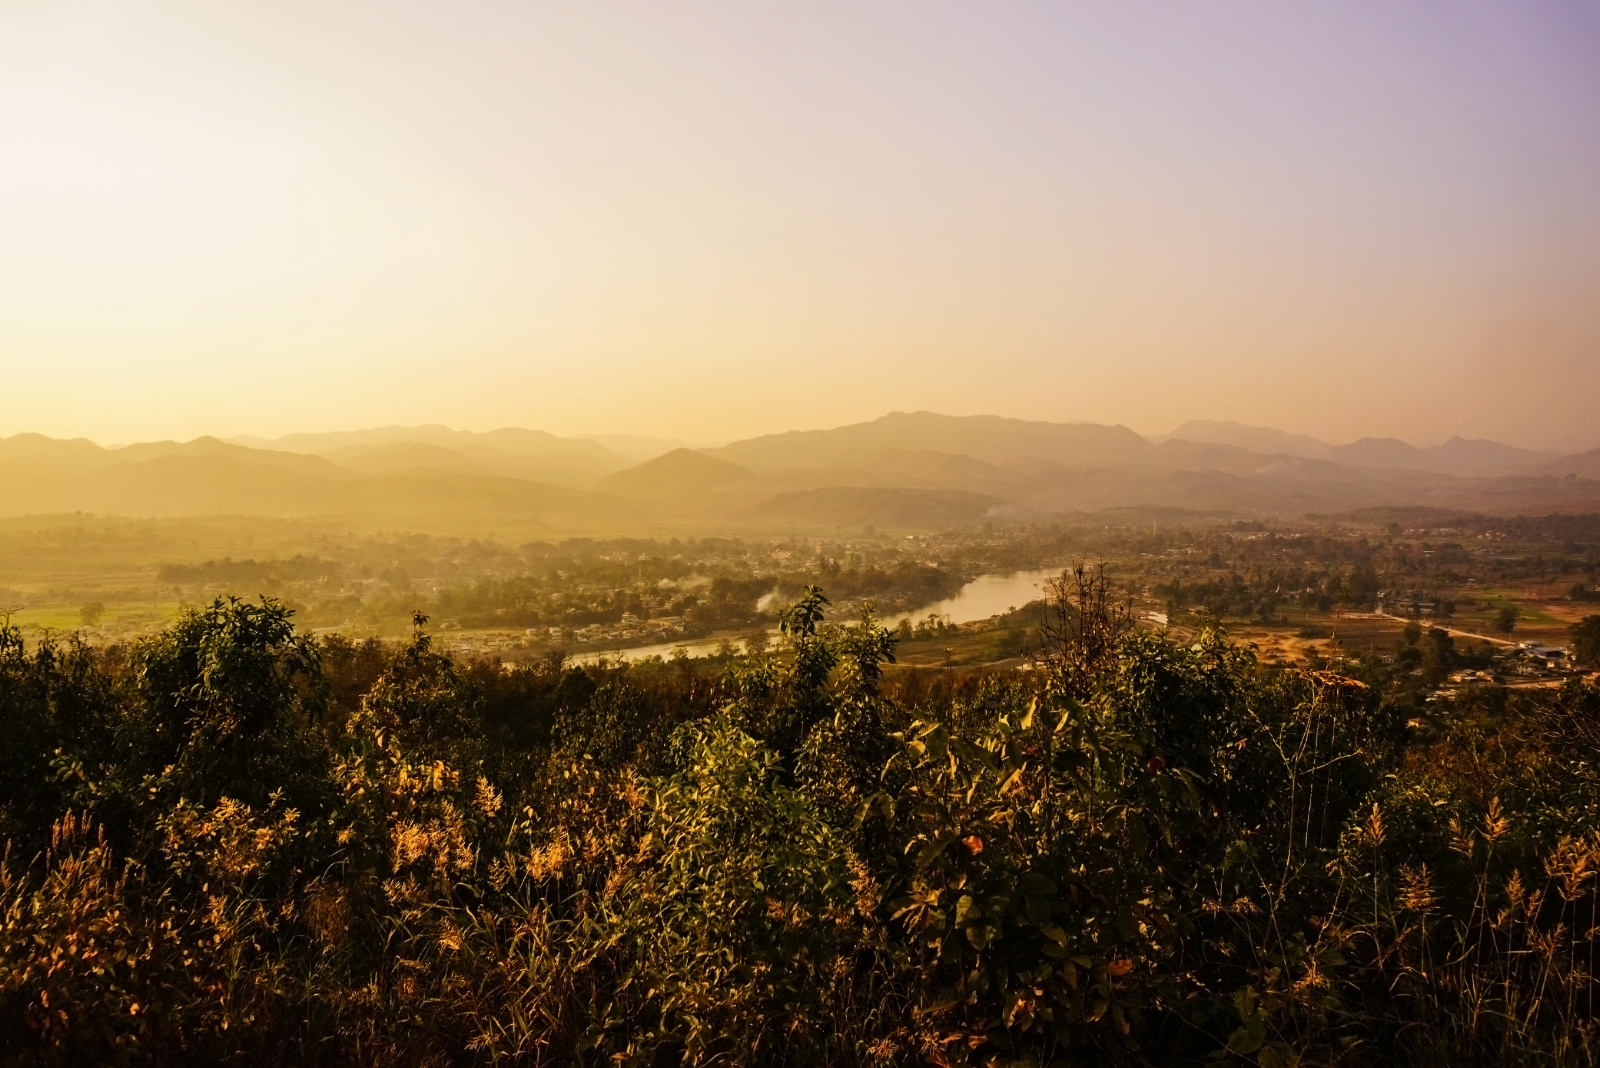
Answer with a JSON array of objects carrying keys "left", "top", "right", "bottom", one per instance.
[{"left": 1438, "top": 640, "right": 1586, "bottom": 696}]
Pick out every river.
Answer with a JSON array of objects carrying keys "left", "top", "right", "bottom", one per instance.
[{"left": 571, "top": 567, "right": 1062, "bottom": 664}]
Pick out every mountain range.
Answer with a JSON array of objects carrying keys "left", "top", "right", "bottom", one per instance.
[
  {"left": 1, "top": 414, "right": 1597, "bottom": 533},
  {"left": 1162, "top": 420, "right": 1561, "bottom": 477}
]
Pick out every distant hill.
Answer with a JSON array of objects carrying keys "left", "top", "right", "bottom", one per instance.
[
  {"left": 719, "top": 448, "right": 1030, "bottom": 497},
  {"left": 0, "top": 432, "right": 112, "bottom": 465},
  {"left": 4, "top": 416, "right": 1600, "bottom": 532},
  {"left": 73, "top": 451, "right": 352, "bottom": 516},
  {"left": 1163, "top": 420, "right": 1335, "bottom": 460},
  {"left": 1424, "top": 437, "right": 1556, "bottom": 478},
  {"left": 115, "top": 437, "right": 354, "bottom": 480},
  {"left": 1537, "top": 447, "right": 1600, "bottom": 480},
  {"left": 0, "top": 433, "right": 638, "bottom": 532},
  {"left": 574, "top": 433, "right": 690, "bottom": 461},
  {"left": 234, "top": 425, "right": 631, "bottom": 487},
  {"left": 599, "top": 449, "right": 757, "bottom": 497},
  {"left": 0, "top": 436, "right": 354, "bottom": 517},
  {"left": 1166, "top": 422, "right": 1552, "bottom": 478},
  {"left": 1328, "top": 436, "right": 1552, "bottom": 477},
  {"left": 705, "top": 411, "right": 1152, "bottom": 471},
  {"left": 335, "top": 471, "right": 635, "bottom": 534},
  {"left": 1329, "top": 437, "right": 1433, "bottom": 471},
  {"left": 1142, "top": 439, "right": 1324, "bottom": 476},
  {"left": 318, "top": 441, "right": 490, "bottom": 477}
]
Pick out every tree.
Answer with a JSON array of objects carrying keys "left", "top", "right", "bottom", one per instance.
[
  {"left": 1349, "top": 564, "right": 1381, "bottom": 608},
  {"left": 79, "top": 601, "right": 105, "bottom": 627},
  {"left": 125, "top": 596, "right": 330, "bottom": 815},
  {"left": 1421, "top": 627, "right": 1457, "bottom": 685},
  {"left": 1494, "top": 605, "right": 1520, "bottom": 634},
  {"left": 1038, "top": 564, "right": 1132, "bottom": 698},
  {"left": 1572, "top": 615, "right": 1600, "bottom": 669}
]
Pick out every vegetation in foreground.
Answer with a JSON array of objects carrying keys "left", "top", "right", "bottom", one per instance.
[{"left": 3, "top": 573, "right": 1600, "bottom": 1066}]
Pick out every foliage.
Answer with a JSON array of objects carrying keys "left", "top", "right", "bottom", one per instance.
[
  {"left": 1, "top": 590, "right": 1599, "bottom": 1065},
  {"left": 1572, "top": 615, "right": 1600, "bottom": 668}
]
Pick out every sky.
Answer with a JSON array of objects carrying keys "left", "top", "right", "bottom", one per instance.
[{"left": 3, "top": 1, "right": 1599, "bottom": 451}]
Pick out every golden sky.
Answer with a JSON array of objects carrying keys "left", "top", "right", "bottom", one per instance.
[{"left": 4, "top": 1, "right": 1599, "bottom": 449}]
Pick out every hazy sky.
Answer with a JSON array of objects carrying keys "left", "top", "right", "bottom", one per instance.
[{"left": 4, "top": 1, "right": 1599, "bottom": 450}]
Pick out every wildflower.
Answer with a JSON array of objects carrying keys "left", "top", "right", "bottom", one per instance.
[{"left": 867, "top": 1037, "right": 900, "bottom": 1064}]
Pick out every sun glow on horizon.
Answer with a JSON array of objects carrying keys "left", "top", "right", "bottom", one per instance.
[{"left": 2, "top": 1, "right": 1598, "bottom": 450}]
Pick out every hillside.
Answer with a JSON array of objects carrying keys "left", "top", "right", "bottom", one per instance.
[
  {"left": 1538, "top": 447, "right": 1600, "bottom": 480},
  {"left": 599, "top": 449, "right": 757, "bottom": 497},
  {"left": 235, "top": 425, "right": 632, "bottom": 487},
  {"left": 1163, "top": 419, "right": 1335, "bottom": 460},
  {"left": 317, "top": 441, "right": 492, "bottom": 477},
  {"left": 1424, "top": 436, "right": 1556, "bottom": 477},
  {"left": 0, "top": 437, "right": 354, "bottom": 516},
  {"left": 705, "top": 411, "right": 1153, "bottom": 471},
  {"left": 0, "top": 434, "right": 634, "bottom": 534},
  {"left": 574, "top": 433, "right": 689, "bottom": 461},
  {"left": 1164, "top": 421, "right": 1554, "bottom": 477}
]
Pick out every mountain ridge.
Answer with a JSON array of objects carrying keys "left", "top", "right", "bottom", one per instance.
[{"left": 1163, "top": 420, "right": 1558, "bottom": 476}]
